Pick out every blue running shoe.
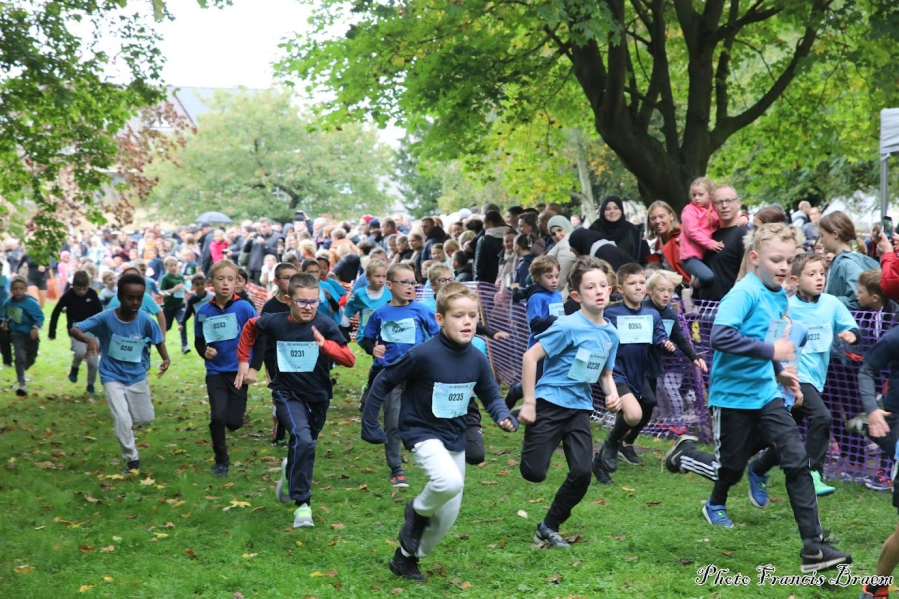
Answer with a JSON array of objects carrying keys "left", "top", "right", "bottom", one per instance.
[
  {"left": 702, "top": 500, "right": 734, "bottom": 528},
  {"left": 746, "top": 461, "right": 769, "bottom": 508}
]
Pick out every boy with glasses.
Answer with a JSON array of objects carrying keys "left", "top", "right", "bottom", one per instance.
[
  {"left": 362, "top": 264, "right": 440, "bottom": 487},
  {"left": 235, "top": 273, "right": 355, "bottom": 527}
]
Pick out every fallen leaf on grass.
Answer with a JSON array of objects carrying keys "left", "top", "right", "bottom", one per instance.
[
  {"left": 480, "top": 480, "right": 498, "bottom": 485},
  {"left": 565, "top": 534, "right": 583, "bottom": 544},
  {"left": 546, "top": 576, "right": 562, "bottom": 584},
  {"left": 13, "top": 564, "right": 34, "bottom": 574},
  {"left": 516, "top": 510, "right": 528, "bottom": 518},
  {"left": 102, "top": 576, "right": 113, "bottom": 582},
  {"left": 153, "top": 533, "right": 168, "bottom": 539},
  {"left": 645, "top": 501, "right": 661, "bottom": 507},
  {"left": 99, "top": 546, "right": 114, "bottom": 553},
  {"left": 139, "top": 478, "right": 156, "bottom": 486},
  {"left": 621, "top": 486, "right": 636, "bottom": 492},
  {"left": 220, "top": 482, "right": 234, "bottom": 489},
  {"left": 571, "top": 561, "right": 583, "bottom": 567},
  {"left": 54, "top": 517, "right": 84, "bottom": 528},
  {"left": 625, "top": 556, "right": 638, "bottom": 561},
  {"left": 164, "top": 522, "right": 175, "bottom": 528},
  {"left": 35, "top": 461, "right": 56, "bottom": 469},
  {"left": 330, "top": 523, "right": 345, "bottom": 530},
  {"left": 507, "top": 459, "right": 519, "bottom": 466},
  {"left": 721, "top": 550, "right": 735, "bottom": 557},
  {"left": 241, "top": 553, "right": 258, "bottom": 558},
  {"left": 78, "top": 585, "right": 94, "bottom": 593},
  {"left": 460, "top": 581, "right": 470, "bottom": 589},
  {"left": 112, "top": 536, "right": 122, "bottom": 542},
  {"left": 233, "top": 593, "right": 245, "bottom": 599},
  {"left": 183, "top": 549, "right": 197, "bottom": 557},
  {"left": 204, "top": 496, "right": 220, "bottom": 501},
  {"left": 592, "top": 498, "right": 608, "bottom": 506},
  {"left": 84, "top": 494, "right": 100, "bottom": 504},
  {"left": 390, "top": 589, "right": 403, "bottom": 595},
  {"left": 679, "top": 558, "right": 694, "bottom": 565},
  {"left": 79, "top": 545, "right": 94, "bottom": 553},
  {"left": 528, "top": 498, "right": 544, "bottom": 503},
  {"left": 611, "top": 535, "right": 626, "bottom": 541},
  {"left": 495, "top": 470, "right": 510, "bottom": 477},
  {"left": 295, "top": 541, "right": 303, "bottom": 547}
]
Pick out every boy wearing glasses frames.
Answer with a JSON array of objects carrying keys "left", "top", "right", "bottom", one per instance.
[
  {"left": 235, "top": 272, "right": 355, "bottom": 528},
  {"left": 194, "top": 260, "right": 261, "bottom": 478},
  {"left": 362, "top": 264, "right": 440, "bottom": 488}
]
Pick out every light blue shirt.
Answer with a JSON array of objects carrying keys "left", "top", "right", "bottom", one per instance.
[
  {"left": 363, "top": 302, "right": 440, "bottom": 368},
  {"left": 75, "top": 310, "right": 163, "bottom": 386},
  {"left": 535, "top": 311, "right": 619, "bottom": 410},
  {"left": 788, "top": 293, "right": 858, "bottom": 392},
  {"left": 709, "top": 273, "right": 786, "bottom": 409}
]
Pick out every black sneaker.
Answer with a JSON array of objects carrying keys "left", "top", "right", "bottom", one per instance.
[
  {"left": 664, "top": 435, "right": 698, "bottom": 473},
  {"left": 619, "top": 444, "right": 643, "bottom": 465},
  {"left": 398, "top": 500, "right": 431, "bottom": 556},
  {"left": 15, "top": 386, "right": 26, "bottom": 397},
  {"left": 388, "top": 547, "right": 425, "bottom": 582},
  {"left": 212, "top": 463, "right": 229, "bottom": 477},
  {"left": 800, "top": 538, "right": 852, "bottom": 573},
  {"left": 598, "top": 439, "right": 619, "bottom": 473},
  {"left": 591, "top": 453, "right": 613, "bottom": 484},
  {"left": 534, "top": 523, "right": 571, "bottom": 549},
  {"left": 124, "top": 460, "right": 140, "bottom": 475}
]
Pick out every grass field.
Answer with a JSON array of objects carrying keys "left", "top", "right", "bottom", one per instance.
[{"left": 0, "top": 301, "right": 894, "bottom": 598}]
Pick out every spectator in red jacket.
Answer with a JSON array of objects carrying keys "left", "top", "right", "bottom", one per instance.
[{"left": 876, "top": 231, "right": 899, "bottom": 301}]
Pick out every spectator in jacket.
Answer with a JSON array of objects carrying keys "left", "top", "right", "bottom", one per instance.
[
  {"left": 547, "top": 215, "right": 576, "bottom": 299},
  {"left": 474, "top": 211, "right": 510, "bottom": 284},
  {"left": 421, "top": 217, "right": 448, "bottom": 263},
  {"left": 588, "top": 196, "right": 649, "bottom": 265}
]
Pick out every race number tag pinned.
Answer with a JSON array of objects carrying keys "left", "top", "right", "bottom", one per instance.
[
  {"left": 617, "top": 315, "right": 653, "bottom": 344},
  {"left": 276, "top": 341, "right": 319, "bottom": 372},
  {"left": 108, "top": 333, "right": 145, "bottom": 363},
  {"left": 548, "top": 302, "right": 565, "bottom": 318},
  {"left": 568, "top": 347, "right": 603, "bottom": 383},
  {"left": 662, "top": 319, "right": 675, "bottom": 337},
  {"left": 202, "top": 313, "right": 238, "bottom": 343},
  {"left": 431, "top": 382, "right": 476, "bottom": 418},
  {"left": 380, "top": 318, "right": 416, "bottom": 344},
  {"left": 805, "top": 323, "right": 833, "bottom": 353}
]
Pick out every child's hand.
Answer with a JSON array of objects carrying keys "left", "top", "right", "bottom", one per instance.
[
  {"left": 178, "top": 325, "right": 184, "bottom": 332},
  {"left": 605, "top": 393, "right": 621, "bottom": 412},
  {"left": 373, "top": 343, "right": 387, "bottom": 359},
  {"left": 29, "top": 328, "right": 38, "bottom": 341},
  {"left": 838, "top": 330, "right": 857, "bottom": 344},
  {"left": 869, "top": 409, "right": 893, "bottom": 438},
  {"left": 662, "top": 340, "right": 675, "bottom": 353},
  {"left": 498, "top": 418, "right": 515, "bottom": 432},
  {"left": 517, "top": 403, "right": 536, "bottom": 425},
  {"left": 493, "top": 331, "right": 510, "bottom": 341},
  {"left": 246, "top": 368, "right": 258, "bottom": 386},
  {"left": 85, "top": 338, "right": 100, "bottom": 359},
  {"left": 877, "top": 232, "right": 894, "bottom": 257},
  {"left": 711, "top": 241, "right": 725, "bottom": 252},
  {"left": 157, "top": 359, "right": 170, "bottom": 378},
  {"left": 174, "top": 283, "right": 184, "bottom": 292},
  {"left": 693, "top": 358, "right": 708, "bottom": 373},
  {"left": 204, "top": 346, "right": 217, "bottom": 360},
  {"left": 772, "top": 338, "right": 795, "bottom": 362},
  {"left": 312, "top": 326, "right": 325, "bottom": 347},
  {"left": 1, "top": 321, "right": 7, "bottom": 331},
  {"left": 736, "top": 214, "right": 750, "bottom": 226},
  {"left": 234, "top": 362, "right": 250, "bottom": 388}
]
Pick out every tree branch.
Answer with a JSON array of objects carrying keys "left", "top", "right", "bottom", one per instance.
[
  {"left": 716, "top": 0, "right": 782, "bottom": 41},
  {"left": 714, "top": 0, "right": 741, "bottom": 126}
]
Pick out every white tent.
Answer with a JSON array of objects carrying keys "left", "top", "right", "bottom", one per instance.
[{"left": 879, "top": 108, "right": 899, "bottom": 216}]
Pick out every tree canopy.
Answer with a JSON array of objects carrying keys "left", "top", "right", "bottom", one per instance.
[
  {"left": 283, "top": 0, "right": 899, "bottom": 212},
  {"left": 148, "top": 89, "right": 394, "bottom": 222}
]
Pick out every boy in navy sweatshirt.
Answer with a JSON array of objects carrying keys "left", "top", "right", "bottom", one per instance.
[
  {"left": 236, "top": 272, "right": 355, "bottom": 529},
  {"left": 195, "top": 260, "right": 260, "bottom": 477},
  {"left": 2, "top": 275, "right": 45, "bottom": 396},
  {"left": 361, "top": 263, "right": 440, "bottom": 488},
  {"left": 49, "top": 270, "right": 102, "bottom": 395},
  {"left": 362, "top": 282, "right": 517, "bottom": 582},
  {"left": 593, "top": 263, "right": 672, "bottom": 484}
]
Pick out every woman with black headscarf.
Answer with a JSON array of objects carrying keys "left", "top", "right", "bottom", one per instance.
[{"left": 588, "top": 196, "right": 649, "bottom": 264}]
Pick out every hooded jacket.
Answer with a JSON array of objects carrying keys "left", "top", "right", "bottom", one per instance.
[
  {"left": 826, "top": 250, "right": 879, "bottom": 309},
  {"left": 474, "top": 225, "right": 510, "bottom": 283}
]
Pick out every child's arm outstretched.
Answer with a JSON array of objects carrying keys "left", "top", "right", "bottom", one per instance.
[{"left": 154, "top": 342, "right": 170, "bottom": 378}]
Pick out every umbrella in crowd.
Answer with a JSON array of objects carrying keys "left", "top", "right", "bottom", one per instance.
[{"left": 195, "top": 211, "right": 232, "bottom": 224}]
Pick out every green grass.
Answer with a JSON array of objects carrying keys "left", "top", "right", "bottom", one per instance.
[{"left": 0, "top": 302, "right": 893, "bottom": 598}]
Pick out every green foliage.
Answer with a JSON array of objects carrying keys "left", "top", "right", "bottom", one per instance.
[
  {"left": 394, "top": 129, "right": 442, "bottom": 218},
  {"left": 282, "top": 0, "right": 899, "bottom": 212},
  {"left": 148, "top": 89, "right": 394, "bottom": 222},
  {"left": 0, "top": 0, "right": 165, "bottom": 261}
]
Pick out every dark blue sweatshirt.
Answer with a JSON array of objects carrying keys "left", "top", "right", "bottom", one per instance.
[
  {"left": 361, "top": 332, "right": 518, "bottom": 452},
  {"left": 605, "top": 302, "right": 668, "bottom": 396}
]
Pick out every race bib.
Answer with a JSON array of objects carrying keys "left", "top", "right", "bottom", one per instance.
[
  {"left": 805, "top": 323, "right": 833, "bottom": 354},
  {"left": 173, "top": 289, "right": 185, "bottom": 299},
  {"left": 361, "top": 308, "right": 373, "bottom": 327},
  {"left": 617, "top": 315, "right": 653, "bottom": 344},
  {"left": 567, "top": 347, "right": 604, "bottom": 384},
  {"left": 380, "top": 318, "right": 416, "bottom": 344},
  {"left": 662, "top": 319, "right": 675, "bottom": 337},
  {"left": 548, "top": 302, "right": 565, "bottom": 318},
  {"left": 276, "top": 341, "right": 319, "bottom": 373},
  {"left": 6, "top": 305, "right": 22, "bottom": 324},
  {"left": 764, "top": 320, "right": 789, "bottom": 344},
  {"left": 108, "top": 333, "right": 145, "bottom": 363},
  {"left": 202, "top": 313, "right": 238, "bottom": 343},
  {"left": 431, "top": 382, "right": 476, "bottom": 418}
]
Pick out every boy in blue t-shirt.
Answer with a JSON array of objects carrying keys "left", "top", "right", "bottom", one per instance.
[
  {"left": 362, "top": 263, "right": 440, "bottom": 488},
  {"left": 518, "top": 256, "right": 620, "bottom": 549},
  {"left": 2, "top": 275, "right": 45, "bottom": 396},
  {"left": 663, "top": 224, "right": 850, "bottom": 573},
  {"left": 750, "top": 253, "right": 859, "bottom": 497},
  {"left": 594, "top": 263, "right": 673, "bottom": 484},
  {"left": 302, "top": 259, "right": 346, "bottom": 325},
  {"left": 505, "top": 255, "right": 563, "bottom": 409},
  {"left": 195, "top": 260, "right": 259, "bottom": 477},
  {"left": 71, "top": 273, "right": 170, "bottom": 474}
]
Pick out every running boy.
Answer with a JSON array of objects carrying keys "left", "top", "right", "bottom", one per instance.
[
  {"left": 180, "top": 273, "right": 212, "bottom": 332},
  {"left": 3, "top": 275, "right": 45, "bottom": 396},
  {"left": 345, "top": 258, "right": 391, "bottom": 410},
  {"left": 518, "top": 256, "right": 620, "bottom": 548},
  {"left": 361, "top": 263, "right": 440, "bottom": 487},
  {"left": 235, "top": 272, "right": 355, "bottom": 528},
  {"left": 48, "top": 270, "right": 102, "bottom": 394},
  {"left": 361, "top": 283, "right": 517, "bottom": 581},
  {"left": 748, "top": 253, "right": 859, "bottom": 497},
  {"left": 593, "top": 263, "right": 673, "bottom": 484},
  {"left": 666, "top": 223, "right": 850, "bottom": 572},
  {"left": 70, "top": 273, "right": 170, "bottom": 473},
  {"left": 159, "top": 256, "right": 190, "bottom": 354},
  {"left": 195, "top": 260, "right": 260, "bottom": 476}
]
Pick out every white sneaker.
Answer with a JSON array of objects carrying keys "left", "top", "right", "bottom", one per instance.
[
  {"left": 293, "top": 504, "right": 314, "bottom": 528},
  {"left": 275, "top": 458, "right": 290, "bottom": 504}
]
